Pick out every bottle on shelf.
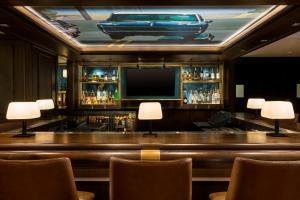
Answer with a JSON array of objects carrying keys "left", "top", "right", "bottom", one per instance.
[
  {"left": 188, "top": 70, "right": 192, "bottom": 81},
  {"left": 114, "top": 88, "right": 119, "bottom": 102},
  {"left": 104, "top": 71, "right": 108, "bottom": 81},
  {"left": 211, "top": 68, "right": 215, "bottom": 80},
  {"left": 183, "top": 88, "right": 188, "bottom": 104},
  {"left": 215, "top": 88, "right": 221, "bottom": 104},
  {"left": 193, "top": 67, "right": 198, "bottom": 80},
  {"left": 96, "top": 86, "right": 101, "bottom": 103},
  {"left": 182, "top": 70, "right": 187, "bottom": 81},
  {"left": 188, "top": 89, "right": 193, "bottom": 104},
  {"left": 112, "top": 70, "right": 117, "bottom": 81},
  {"left": 192, "top": 90, "right": 198, "bottom": 104},
  {"left": 82, "top": 70, "right": 88, "bottom": 82},
  {"left": 205, "top": 68, "right": 210, "bottom": 80},
  {"left": 198, "top": 88, "right": 204, "bottom": 104},
  {"left": 199, "top": 67, "right": 204, "bottom": 80},
  {"left": 216, "top": 67, "right": 220, "bottom": 80}
]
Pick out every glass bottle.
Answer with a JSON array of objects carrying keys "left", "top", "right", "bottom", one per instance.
[
  {"left": 104, "top": 71, "right": 108, "bottom": 81},
  {"left": 205, "top": 68, "right": 210, "bottom": 80},
  {"left": 188, "top": 70, "right": 192, "bottom": 81},
  {"left": 112, "top": 70, "right": 117, "bottom": 81},
  {"left": 192, "top": 90, "right": 198, "bottom": 104},
  {"left": 200, "top": 67, "right": 204, "bottom": 80},
  {"left": 114, "top": 88, "right": 119, "bottom": 103},
  {"left": 193, "top": 67, "right": 198, "bottom": 80},
  {"left": 211, "top": 68, "right": 215, "bottom": 80},
  {"left": 183, "top": 71, "right": 187, "bottom": 81},
  {"left": 188, "top": 90, "right": 193, "bottom": 104},
  {"left": 216, "top": 67, "right": 220, "bottom": 80},
  {"left": 183, "top": 88, "right": 188, "bottom": 104}
]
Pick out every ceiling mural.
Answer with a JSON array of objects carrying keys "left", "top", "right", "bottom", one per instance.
[{"left": 16, "top": 6, "right": 285, "bottom": 50}]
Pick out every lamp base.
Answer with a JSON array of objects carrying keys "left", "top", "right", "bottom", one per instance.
[
  {"left": 267, "top": 132, "right": 287, "bottom": 137},
  {"left": 143, "top": 132, "right": 158, "bottom": 137},
  {"left": 13, "top": 133, "right": 35, "bottom": 138}
]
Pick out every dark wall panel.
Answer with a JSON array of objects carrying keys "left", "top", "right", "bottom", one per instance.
[
  {"left": 0, "top": 40, "right": 14, "bottom": 116},
  {"left": 233, "top": 58, "right": 300, "bottom": 117},
  {"left": 0, "top": 38, "right": 57, "bottom": 119}
]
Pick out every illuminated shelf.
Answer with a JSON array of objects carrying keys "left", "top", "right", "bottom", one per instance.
[
  {"left": 182, "top": 80, "right": 220, "bottom": 84},
  {"left": 81, "top": 81, "right": 118, "bottom": 84}
]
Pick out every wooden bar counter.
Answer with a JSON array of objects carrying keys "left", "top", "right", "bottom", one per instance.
[{"left": 1, "top": 131, "right": 300, "bottom": 200}]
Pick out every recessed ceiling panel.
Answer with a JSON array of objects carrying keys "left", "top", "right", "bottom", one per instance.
[{"left": 16, "top": 6, "right": 285, "bottom": 51}]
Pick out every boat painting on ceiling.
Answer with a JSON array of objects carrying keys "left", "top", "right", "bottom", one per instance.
[{"left": 26, "top": 6, "right": 276, "bottom": 46}]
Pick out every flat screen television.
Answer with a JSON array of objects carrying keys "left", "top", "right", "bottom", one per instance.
[{"left": 125, "top": 68, "right": 178, "bottom": 98}]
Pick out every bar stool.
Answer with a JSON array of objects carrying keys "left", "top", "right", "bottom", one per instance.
[
  {"left": 110, "top": 157, "right": 192, "bottom": 200},
  {"left": 0, "top": 158, "right": 95, "bottom": 200},
  {"left": 209, "top": 157, "right": 300, "bottom": 200}
]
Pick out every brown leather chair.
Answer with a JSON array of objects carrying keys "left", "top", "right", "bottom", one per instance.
[
  {"left": 209, "top": 157, "right": 300, "bottom": 200},
  {"left": 110, "top": 157, "right": 192, "bottom": 200},
  {"left": 0, "top": 158, "right": 95, "bottom": 200}
]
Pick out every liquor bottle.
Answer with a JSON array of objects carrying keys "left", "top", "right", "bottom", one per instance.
[
  {"left": 200, "top": 67, "right": 204, "bottom": 80},
  {"left": 205, "top": 68, "right": 210, "bottom": 80},
  {"left": 104, "top": 71, "right": 108, "bottom": 81},
  {"left": 192, "top": 90, "right": 198, "bottom": 104},
  {"left": 212, "top": 89, "right": 216, "bottom": 104},
  {"left": 206, "top": 89, "right": 210, "bottom": 103},
  {"left": 193, "top": 68, "right": 198, "bottom": 80},
  {"left": 112, "top": 70, "right": 117, "bottom": 81},
  {"left": 96, "top": 86, "right": 101, "bottom": 103},
  {"left": 188, "top": 70, "right": 192, "bottom": 81},
  {"left": 188, "top": 90, "right": 193, "bottom": 104},
  {"left": 182, "top": 71, "right": 187, "bottom": 81},
  {"left": 215, "top": 88, "right": 221, "bottom": 104},
  {"left": 114, "top": 88, "right": 119, "bottom": 103},
  {"left": 81, "top": 91, "right": 85, "bottom": 104},
  {"left": 198, "top": 88, "right": 204, "bottom": 104},
  {"left": 216, "top": 67, "right": 220, "bottom": 80},
  {"left": 211, "top": 68, "right": 215, "bottom": 80},
  {"left": 183, "top": 88, "right": 188, "bottom": 104},
  {"left": 82, "top": 70, "right": 87, "bottom": 82}
]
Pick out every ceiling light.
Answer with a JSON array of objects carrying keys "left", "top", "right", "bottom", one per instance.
[
  {"left": 291, "top": 23, "right": 300, "bottom": 27},
  {"left": 260, "top": 39, "right": 268, "bottom": 42}
]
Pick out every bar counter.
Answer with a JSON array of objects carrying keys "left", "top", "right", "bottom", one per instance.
[
  {"left": 1, "top": 131, "right": 300, "bottom": 199},
  {"left": 1, "top": 131, "right": 300, "bottom": 150}
]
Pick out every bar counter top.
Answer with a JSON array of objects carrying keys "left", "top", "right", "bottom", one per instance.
[{"left": 1, "top": 131, "right": 300, "bottom": 150}]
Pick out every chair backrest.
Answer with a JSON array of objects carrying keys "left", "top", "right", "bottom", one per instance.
[
  {"left": 110, "top": 157, "right": 192, "bottom": 200},
  {"left": 226, "top": 157, "right": 300, "bottom": 200},
  {"left": 0, "top": 157, "right": 79, "bottom": 200}
]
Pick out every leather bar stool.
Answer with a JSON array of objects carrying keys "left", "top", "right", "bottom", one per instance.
[
  {"left": 110, "top": 157, "right": 192, "bottom": 200},
  {"left": 0, "top": 158, "right": 95, "bottom": 200},
  {"left": 209, "top": 157, "right": 300, "bottom": 200}
]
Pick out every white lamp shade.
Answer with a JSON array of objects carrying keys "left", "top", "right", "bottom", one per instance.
[
  {"left": 138, "top": 102, "right": 163, "bottom": 120},
  {"left": 247, "top": 98, "right": 266, "bottom": 109},
  {"left": 6, "top": 102, "right": 41, "bottom": 120},
  {"left": 261, "top": 101, "right": 295, "bottom": 119},
  {"left": 36, "top": 99, "right": 54, "bottom": 110}
]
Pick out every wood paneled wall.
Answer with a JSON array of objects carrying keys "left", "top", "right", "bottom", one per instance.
[
  {"left": 0, "top": 38, "right": 56, "bottom": 119},
  {"left": 232, "top": 57, "right": 300, "bottom": 118}
]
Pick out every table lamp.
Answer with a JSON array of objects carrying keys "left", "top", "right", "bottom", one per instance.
[
  {"left": 36, "top": 99, "right": 54, "bottom": 119},
  {"left": 6, "top": 102, "right": 41, "bottom": 137},
  {"left": 247, "top": 98, "right": 265, "bottom": 118},
  {"left": 261, "top": 101, "right": 295, "bottom": 137},
  {"left": 138, "top": 102, "right": 163, "bottom": 137}
]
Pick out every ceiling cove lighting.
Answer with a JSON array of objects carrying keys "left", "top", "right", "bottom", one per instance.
[{"left": 14, "top": 5, "right": 287, "bottom": 52}]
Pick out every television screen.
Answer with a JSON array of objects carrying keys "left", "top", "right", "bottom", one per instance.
[{"left": 125, "top": 68, "right": 176, "bottom": 97}]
